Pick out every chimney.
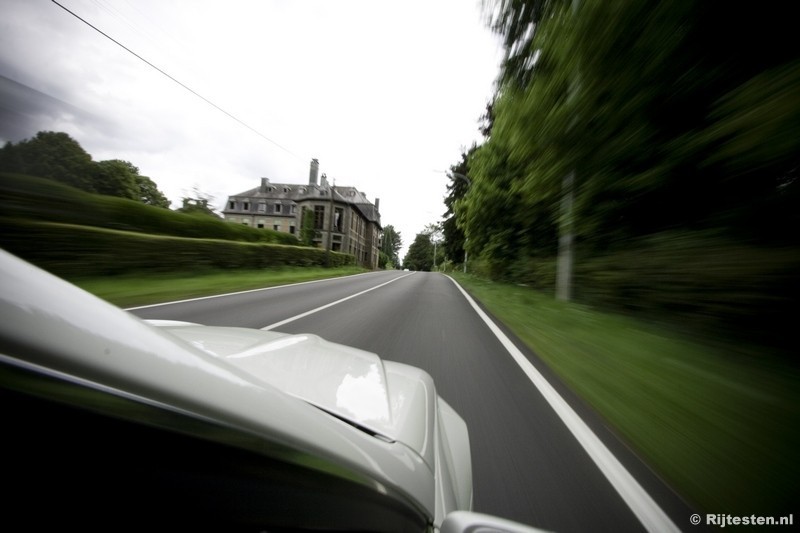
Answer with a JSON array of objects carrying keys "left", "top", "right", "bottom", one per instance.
[
  {"left": 309, "top": 158, "right": 319, "bottom": 186},
  {"left": 374, "top": 198, "right": 380, "bottom": 211},
  {"left": 260, "top": 177, "right": 269, "bottom": 193}
]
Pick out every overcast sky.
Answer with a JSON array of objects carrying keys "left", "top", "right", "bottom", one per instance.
[{"left": 1, "top": 0, "right": 502, "bottom": 259}]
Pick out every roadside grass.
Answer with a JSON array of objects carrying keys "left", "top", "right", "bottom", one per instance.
[
  {"left": 450, "top": 273, "right": 799, "bottom": 517},
  {"left": 71, "top": 266, "right": 369, "bottom": 308}
]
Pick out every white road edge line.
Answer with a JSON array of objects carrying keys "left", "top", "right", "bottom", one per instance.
[
  {"left": 447, "top": 276, "right": 682, "bottom": 533},
  {"left": 125, "top": 271, "right": 376, "bottom": 310},
  {"left": 261, "top": 272, "right": 416, "bottom": 331}
]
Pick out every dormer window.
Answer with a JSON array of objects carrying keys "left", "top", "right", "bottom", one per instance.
[{"left": 275, "top": 202, "right": 282, "bottom": 214}]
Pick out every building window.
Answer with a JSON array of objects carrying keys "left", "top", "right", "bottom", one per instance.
[
  {"left": 257, "top": 223, "right": 264, "bottom": 228},
  {"left": 334, "top": 207, "right": 344, "bottom": 232},
  {"left": 289, "top": 225, "right": 295, "bottom": 235},
  {"left": 275, "top": 203, "right": 282, "bottom": 214},
  {"left": 314, "top": 206, "right": 325, "bottom": 229},
  {"left": 229, "top": 200, "right": 235, "bottom": 209},
  {"left": 243, "top": 201, "right": 250, "bottom": 211},
  {"left": 290, "top": 204, "right": 297, "bottom": 214},
  {"left": 258, "top": 201, "right": 266, "bottom": 213},
  {"left": 274, "top": 224, "right": 280, "bottom": 231}
]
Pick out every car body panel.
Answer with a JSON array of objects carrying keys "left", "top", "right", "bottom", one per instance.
[
  {"left": 157, "top": 323, "right": 437, "bottom": 471},
  {"left": 0, "top": 249, "right": 542, "bottom": 532},
  {"left": 0, "top": 250, "right": 435, "bottom": 522}
]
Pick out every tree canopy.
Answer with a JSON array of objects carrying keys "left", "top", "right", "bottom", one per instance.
[
  {"left": 445, "top": 0, "right": 800, "bottom": 342},
  {"left": 1, "top": 131, "right": 95, "bottom": 191},
  {"left": 457, "top": 0, "right": 800, "bottom": 266},
  {"left": 403, "top": 232, "right": 434, "bottom": 272},
  {"left": 0, "top": 131, "right": 172, "bottom": 208},
  {"left": 380, "top": 225, "right": 403, "bottom": 268}
]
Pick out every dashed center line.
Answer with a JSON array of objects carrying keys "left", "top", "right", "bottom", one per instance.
[{"left": 261, "top": 272, "right": 415, "bottom": 331}]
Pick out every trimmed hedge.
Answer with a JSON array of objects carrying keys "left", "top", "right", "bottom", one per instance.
[
  {"left": 0, "top": 219, "right": 355, "bottom": 277},
  {"left": 0, "top": 172, "right": 299, "bottom": 245}
]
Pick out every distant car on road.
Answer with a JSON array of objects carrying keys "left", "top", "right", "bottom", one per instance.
[{"left": 0, "top": 250, "right": 541, "bottom": 532}]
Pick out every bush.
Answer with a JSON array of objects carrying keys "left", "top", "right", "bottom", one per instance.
[
  {"left": 574, "top": 231, "right": 799, "bottom": 348},
  {"left": 0, "top": 173, "right": 300, "bottom": 245},
  {"left": 0, "top": 219, "right": 354, "bottom": 277}
]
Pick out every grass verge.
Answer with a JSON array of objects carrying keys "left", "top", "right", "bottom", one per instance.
[
  {"left": 450, "top": 273, "right": 799, "bottom": 517},
  {"left": 71, "top": 266, "right": 369, "bottom": 308}
]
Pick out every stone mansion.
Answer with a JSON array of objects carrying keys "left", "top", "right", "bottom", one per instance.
[{"left": 222, "top": 159, "right": 382, "bottom": 269}]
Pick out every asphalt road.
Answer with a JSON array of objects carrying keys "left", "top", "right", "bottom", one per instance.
[{"left": 130, "top": 270, "right": 697, "bottom": 532}]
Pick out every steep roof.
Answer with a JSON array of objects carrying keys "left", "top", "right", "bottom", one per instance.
[{"left": 224, "top": 179, "right": 380, "bottom": 226}]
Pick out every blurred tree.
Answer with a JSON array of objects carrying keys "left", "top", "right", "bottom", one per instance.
[
  {"left": 469, "top": 0, "right": 800, "bottom": 265},
  {"left": 442, "top": 148, "right": 473, "bottom": 265},
  {"left": 300, "top": 207, "right": 315, "bottom": 246},
  {"left": 0, "top": 131, "right": 173, "bottom": 208},
  {"left": 177, "top": 187, "right": 219, "bottom": 217},
  {"left": 0, "top": 141, "right": 24, "bottom": 172},
  {"left": 486, "top": 0, "right": 564, "bottom": 89},
  {"left": 176, "top": 197, "right": 218, "bottom": 217},
  {"left": 378, "top": 251, "right": 390, "bottom": 269},
  {"left": 93, "top": 159, "right": 139, "bottom": 200},
  {"left": 423, "top": 222, "right": 446, "bottom": 269},
  {"left": 93, "top": 160, "right": 170, "bottom": 208},
  {"left": 380, "top": 225, "right": 402, "bottom": 267},
  {"left": 403, "top": 232, "right": 434, "bottom": 271},
  {"left": 478, "top": 99, "right": 496, "bottom": 138},
  {"left": 458, "top": 0, "right": 800, "bottom": 341},
  {"left": 136, "top": 175, "right": 171, "bottom": 208},
  {"left": 0, "top": 131, "right": 95, "bottom": 191}
]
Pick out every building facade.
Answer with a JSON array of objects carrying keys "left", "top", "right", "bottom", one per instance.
[{"left": 222, "top": 159, "right": 382, "bottom": 269}]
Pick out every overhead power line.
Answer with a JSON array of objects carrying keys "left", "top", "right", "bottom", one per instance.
[{"left": 51, "top": 0, "right": 303, "bottom": 160}]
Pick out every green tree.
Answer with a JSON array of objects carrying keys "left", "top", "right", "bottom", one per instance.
[
  {"left": 423, "top": 223, "right": 445, "bottom": 270},
  {"left": 93, "top": 159, "right": 139, "bottom": 200},
  {"left": 176, "top": 198, "right": 218, "bottom": 217},
  {"left": 300, "top": 207, "right": 315, "bottom": 246},
  {"left": 176, "top": 187, "right": 219, "bottom": 217},
  {"left": 468, "top": 0, "right": 800, "bottom": 272},
  {"left": 402, "top": 232, "right": 434, "bottom": 272},
  {"left": 0, "top": 131, "right": 173, "bottom": 208},
  {"left": 0, "top": 141, "right": 24, "bottom": 172},
  {"left": 380, "top": 225, "right": 402, "bottom": 267},
  {"left": 457, "top": 0, "right": 800, "bottom": 340},
  {"left": 136, "top": 175, "right": 171, "bottom": 208},
  {"left": 443, "top": 148, "right": 474, "bottom": 265},
  {"left": 1, "top": 131, "right": 95, "bottom": 191}
]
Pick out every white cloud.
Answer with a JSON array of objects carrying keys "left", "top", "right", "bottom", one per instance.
[{"left": 0, "top": 0, "right": 502, "bottom": 260}]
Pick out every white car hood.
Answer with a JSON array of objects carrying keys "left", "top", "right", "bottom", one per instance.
[{"left": 152, "top": 321, "right": 435, "bottom": 469}]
